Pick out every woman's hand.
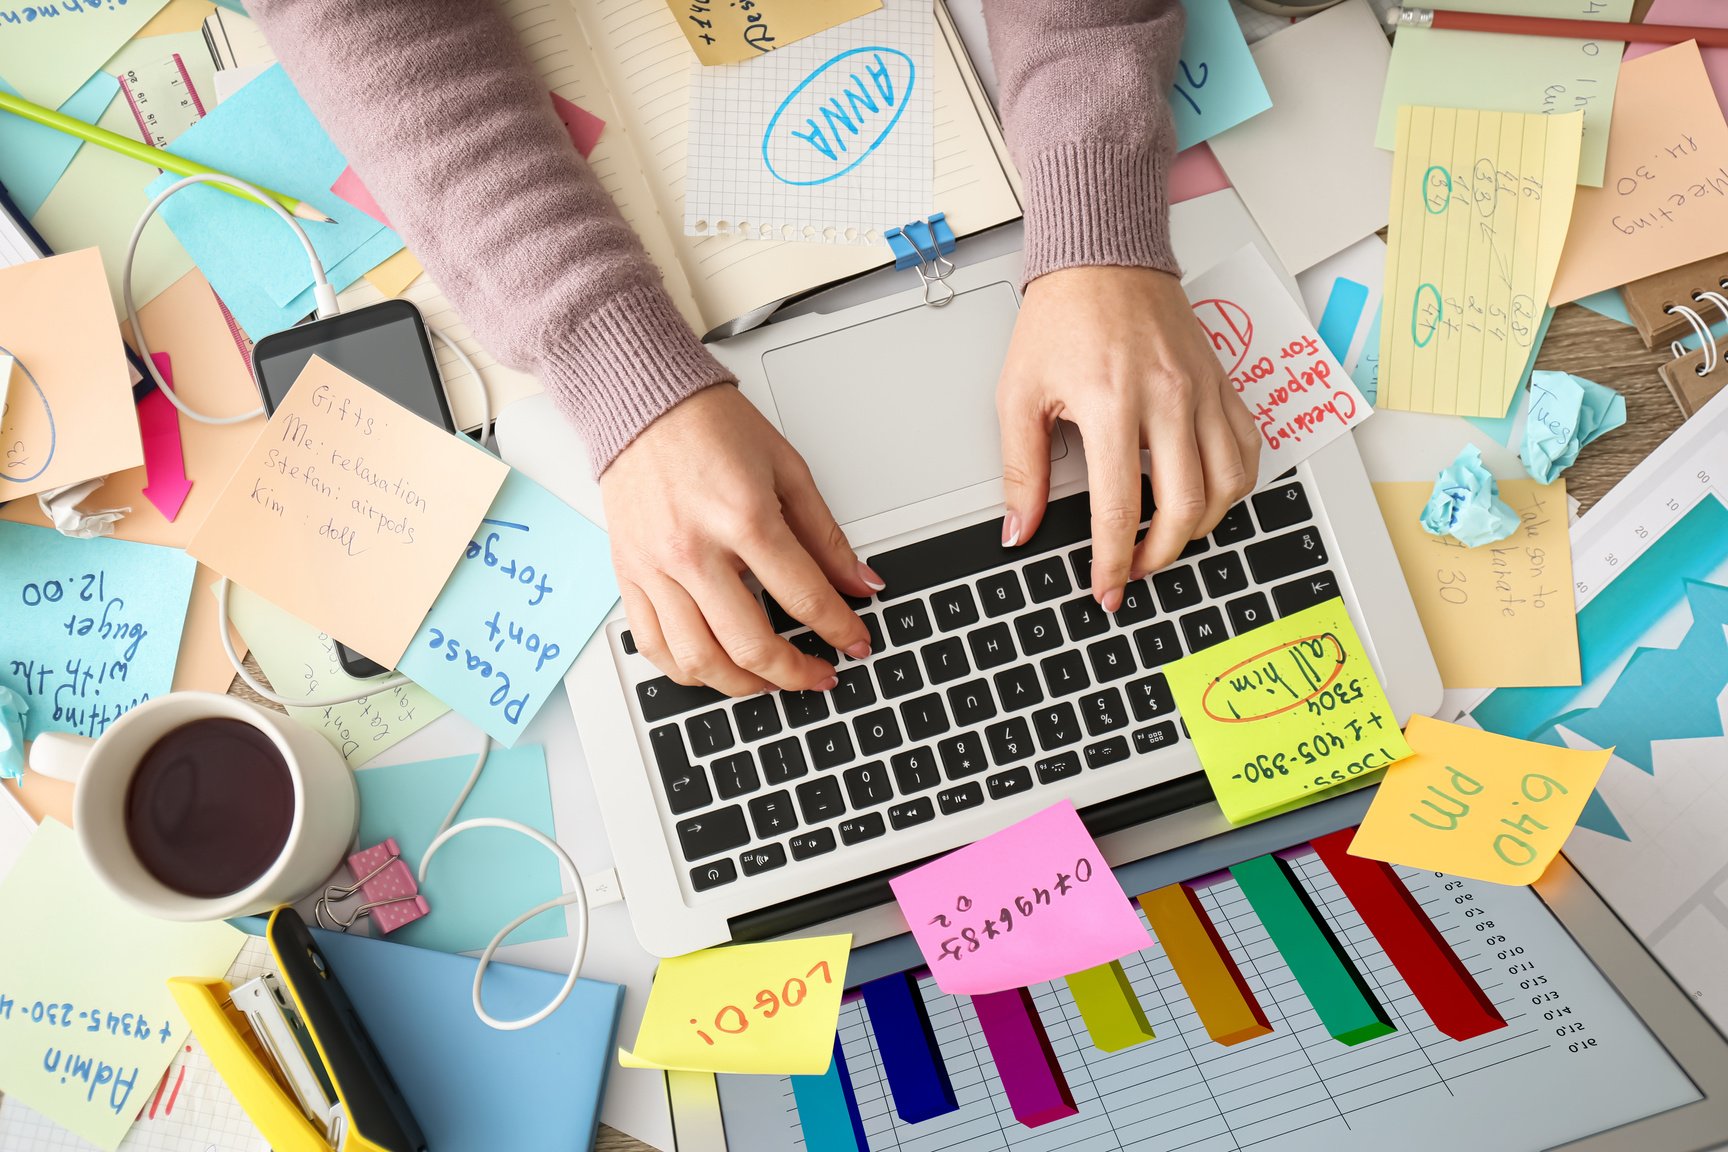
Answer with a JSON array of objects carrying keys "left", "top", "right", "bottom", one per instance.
[
  {"left": 601, "top": 385, "right": 881, "bottom": 697},
  {"left": 997, "top": 265, "right": 1261, "bottom": 611}
]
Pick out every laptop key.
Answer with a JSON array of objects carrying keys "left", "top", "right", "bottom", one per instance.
[
  {"left": 1126, "top": 673, "right": 1174, "bottom": 722},
  {"left": 931, "top": 585, "right": 980, "bottom": 633},
  {"left": 900, "top": 693, "right": 951, "bottom": 741},
  {"left": 985, "top": 716, "right": 1035, "bottom": 766},
  {"left": 922, "top": 637, "right": 970, "bottom": 685},
  {"left": 1112, "top": 579, "right": 1157, "bottom": 627},
  {"left": 712, "top": 751, "right": 759, "bottom": 800},
  {"left": 733, "top": 695, "right": 782, "bottom": 742},
  {"left": 1023, "top": 556, "right": 1073, "bottom": 604},
  {"left": 938, "top": 782, "right": 985, "bottom": 815},
  {"left": 967, "top": 622, "right": 1017, "bottom": 670},
  {"left": 650, "top": 721, "right": 693, "bottom": 774},
  {"left": 621, "top": 630, "right": 637, "bottom": 655},
  {"left": 1014, "top": 607, "right": 1064, "bottom": 656},
  {"left": 1180, "top": 606, "right": 1229, "bottom": 652},
  {"left": 1246, "top": 525, "right": 1329, "bottom": 583},
  {"left": 807, "top": 722, "right": 855, "bottom": 770},
  {"left": 867, "top": 488, "right": 1102, "bottom": 602},
  {"left": 1079, "top": 687, "right": 1128, "bottom": 736},
  {"left": 843, "top": 761, "right": 893, "bottom": 809},
  {"left": 1068, "top": 546, "right": 1093, "bottom": 589},
  {"left": 859, "top": 612, "right": 886, "bottom": 655},
  {"left": 1212, "top": 503, "right": 1257, "bottom": 545},
  {"left": 1041, "top": 650, "right": 1090, "bottom": 697},
  {"left": 987, "top": 767, "right": 1034, "bottom": 799},
  {"left": 832, "top": 666, "right": 876, "bottom": 714},
  {"left": 874, "top": 651, "right": 924, "bottom": 699},
  {"left": 1134, "top": 621, "right": 1183, "bottom": 668},
  {"left": 1272, "top": 570, "right": 1342, "bottom": 616},
  {"left": 691, "top": 859, "right": 737, "bottom": 892},
  {"left": 947, "top": 679, "right": 997, "bottom": 728},
  {"left": 1227, "top": 592, "right": 1273, "bottom": 635},
  {"left": 891, "top": 746, "right": 941, "bottom": 793},
  {"left": 1201, "top": 551, "right": 1249, "bottom": 599},
  {"left": 762, "top": 594, "right": 801, "bottom": 633},
  {"left": 686, "top": 709, "right": 735, "bottom": 757},
  {"left": 791, "top": 631, "right": 838, "bottom": 666},
  {"left": 636, "top": 676, "right": 725, "bottom": 724},
  {"left": 840, "top": 812, "right": 887, "bottom": 845},
  {"left": 1133, "top": 721, "right": 1181, "bottom": 754},
  {"left": 740, "top": 844, "right": 786, "bottom": 877},
  {"left": 781, "top": 690, "right": 830, "bottom": 729},
  {"left": 1060, "top": 595, "right": 1111, "bottom": 642},
  {"left": 747, "top": 790, "right": 798, "bottom": 838},
  {"left": 889, "top": 796, "right": 935, "bottom": 830},
  {"left": 1033, "top": 701, "right": 1082, "bottom": 751},
  {"left": 796, "top": 776, "right": 846, "bottom": 823},
  {"left": 1252, "top": 480, "right": 1312, "bottom": 533},
  {"left": 884, "top": 601, "right": 934, "bottom": 647},
  {"left": 789, "top": 828, "right": 837, "bottom": 860},
  {"left": 1086, "top": 736, "right": 1133, "bottom": 769},
  {"left": 977, "top": 570, "right": 1025, "bottom": 618},
  {"left": 939, "top": 731, "right": 989, "bottom": 779},
  {"left": 654, "top": 741, "right": 711, "bottom": 816},
  {"left": 993, "top": 665, "right": 1044, "bottom": 711},
  {"left": 1179, "top": 537, "right": 1211, "bottom": 558},
  {"left": 760, "top": 737, "right": 808, "bottom": 785},
  {"left": 677, "top": 806, "right": 749, "bottom": 862},
  {"left": 854, "top": 707, "right": 903, "bottom": 756},
  {"left": 1087, "top": 635, "right": 1136, "bottom": 683},
  {"left": 1035, "top": 751, "right": 1082, "bottom": 784},
  {"left": 1152, "top": 565, "right": 1202, "bottom": 612}
]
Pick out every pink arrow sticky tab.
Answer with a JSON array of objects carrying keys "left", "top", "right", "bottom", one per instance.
[{"left": 138, "top": 352, "right": 192, "bottom": 522}]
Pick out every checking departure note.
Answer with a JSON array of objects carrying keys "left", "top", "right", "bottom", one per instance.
[{"left": 1165, "top": 598, "right": 1412, "bottom": 825}]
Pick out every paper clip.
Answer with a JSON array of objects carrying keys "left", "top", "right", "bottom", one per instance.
[
  {"left": 314, "top": 838, "right": 430, "bottom": 934},
  {"left": 886, "top": 213, "right": 957, "bottom": 307}
]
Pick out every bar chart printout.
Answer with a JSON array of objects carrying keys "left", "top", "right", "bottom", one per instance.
[{"left": 721, "top": 853, "right": 1700, "bottom": 1152}]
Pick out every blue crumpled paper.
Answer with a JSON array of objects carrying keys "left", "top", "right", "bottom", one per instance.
[
  {"left": 0, "top": 684, "right": 27, "bottom": 780},
  {"left": 1420, "top": 444, "right": 1520, "bottom": 547},
  {"left": 1521, "top": 370, "right": 1626, "bottom": 484}
]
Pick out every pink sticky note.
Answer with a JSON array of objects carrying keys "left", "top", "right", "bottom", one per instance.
[
  {"left": 889, "top": 801, "right": 1152, "bottom": 995},
  {"left": 1168, "top": 142, "right": 1232, "bottom": 204},
  {"left": 550, "top": 92, "right": 605, "bottom": 159},
  {"left": 1625, "top": 0, "right": 1728, "bottom": 114},
  {"left": 330, "top": 165, "right": 392, "bottom": 228}
]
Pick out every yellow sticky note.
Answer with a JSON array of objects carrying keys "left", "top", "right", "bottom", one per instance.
[
  {"left": 362, "top": 249, "right": 423, "bottom": 299},
  {"left": 1165, "top": 599, "right": 1413, "bottom": 826},
  {"left": 669, "top": 0, "right": 882, "bottom": 66},
  {"left": 187, "top": 356, "right": 508, "bottom": 666},
  {"left": 619, "top": 935, "right": 850, "bottom": 1074},
  {"left": 1378, "top": 107, "right": 1582, "bottom": 417},
  {"left": 1373, "top": 477, "right": 1581, "bottom": 689},
  {"left": 1349, "top": 715, "right": 1610, "bottom": 884}
]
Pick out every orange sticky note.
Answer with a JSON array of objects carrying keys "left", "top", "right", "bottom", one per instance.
[
  {"left": 0, "top": 249, "right": 141, "bottom": 502},
  {"left": 1348, "top": 715, "right": 1610, "bottom": 884},
  {"left": 1549, "top": 41, "right": 1728, "bottom": 304},
  {"left": 188, "top": 356, "right": 507, "bottom": 666}
]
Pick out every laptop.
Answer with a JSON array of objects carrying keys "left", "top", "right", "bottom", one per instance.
[{"left": 518, "top": 248, "right": 1441, "bottom": 958}]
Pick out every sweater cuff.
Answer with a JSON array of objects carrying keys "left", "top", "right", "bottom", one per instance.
[
  {"left": 1019, "top": 140, "right": 1178, "bottom": 285},
  {"left": 541, "top": 284, "right": 736, "bottom": 476}
]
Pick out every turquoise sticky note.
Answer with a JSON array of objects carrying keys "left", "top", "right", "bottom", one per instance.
[
  {"left": 399, "top": 470, "right": 617, "bottom": 746},
  {"left": 1349, "top": 303, "right": 1382, "bottom": 406},
  {"left": 144, "top": 64, "right": 401, "bottom": 340},
  {"left": 1574, "top": 289, "right": 1631, "bottom": 326},
  {"left": 0, "top": 523, "right": 197, "bottom": 740},
  {"left": 354, "top": 744, "right": 564, "bottom": 954},
  {"left": 0, "top": 71, "right": 120, "bottom": 216},
  {"left": 1172, "top": 0, "right": 1272, "bottom": 150}
]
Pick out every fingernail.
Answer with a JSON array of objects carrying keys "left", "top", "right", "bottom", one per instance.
[
  {"left": 844, "top": 640, "right": 872, "bottom": 661},
  {"left": 1001, "top": 512, "right": 1021, "bottom": 549},
  {"left": 856, "top": 561, "right": 886, "bottom": 592},
  {"left": 815, "top": 674, "right": 840, "bottom": 691},
  {"left": 1099, "top": 587, "right": 1124, "bottom": 613}
]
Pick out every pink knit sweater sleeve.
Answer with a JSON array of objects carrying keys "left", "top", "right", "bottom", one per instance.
[{"left": 246, "top": 0, "right": 733, "bottom": 474}]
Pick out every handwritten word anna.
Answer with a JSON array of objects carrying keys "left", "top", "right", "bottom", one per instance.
[{"left": 765, "top": 47, "right": 915, "bottom": 186}]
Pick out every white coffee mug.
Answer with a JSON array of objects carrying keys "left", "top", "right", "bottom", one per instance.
[{"left": 29, "top": 692, "right": 358, "bottom": 921}]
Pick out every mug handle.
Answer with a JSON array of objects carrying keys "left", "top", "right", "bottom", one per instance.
[{"left": 29, "top": 733, "right": 93, "bottom": 784}]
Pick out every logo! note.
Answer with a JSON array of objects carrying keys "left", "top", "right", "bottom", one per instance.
[{"left": 762, "top": 46, "right": 916, "bottom": 187}]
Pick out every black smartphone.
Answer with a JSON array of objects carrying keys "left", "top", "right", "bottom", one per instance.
[{"left": 251, "top": 300, "right": 456, "bottom": 679}]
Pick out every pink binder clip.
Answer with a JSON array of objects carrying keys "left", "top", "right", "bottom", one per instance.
[{"left": 313, "top": 838, "right": 430, "bottom": 934}]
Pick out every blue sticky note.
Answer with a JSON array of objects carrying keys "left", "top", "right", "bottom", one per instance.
[
  {"left": 0, "top": 70, "right": 120, "bottom": 216},
  {"left": 0, "top": 523, "right": 197, "bottom": 741},
  {"left": 144, "top": 64, "right": 401, "bottom": 340},
  {"left": 1573, "top": 289, "right": 1631, "bottom": 326},
  {"left": 1349, "top": 303, "right": 1382, "bottom": 406},
  {"left": 355, "top": 743, "right": 563, "bottom": 954},
  {"left": 1171, "top": 0, "right": 1272, "bottom": 150},
  {"left": 1316, "top": 277, "right": 1370, "bottom": 365},
  {"left": 1521, "top": 370, "right": 1626, "bottom": 484},
  {"left": 399, "top": 470, "right": 617, "bottom": 746}
]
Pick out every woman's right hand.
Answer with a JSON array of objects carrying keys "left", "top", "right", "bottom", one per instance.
[{"left": 600, "top": 384, "right": 881, "bottom": 697}]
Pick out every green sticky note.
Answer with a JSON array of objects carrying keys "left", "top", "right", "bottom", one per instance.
[
  {"left": 1230, "top": 854, "right": 1394, "bottom": 1046},
  {"left": 0, "top": 821, "right": 244, "bottom": 1150},
  {"left": 0, "top": 0, "right": 170, "bottom": 109},
  {"left": 1064, "top": 961, "right": 1155, "bottom": 1052}
]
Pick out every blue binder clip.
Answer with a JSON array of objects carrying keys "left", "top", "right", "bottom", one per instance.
[{"left": 886, "top": 213, "right": 957, "bottom": 307}]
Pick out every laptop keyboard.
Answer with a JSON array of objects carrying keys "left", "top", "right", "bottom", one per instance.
[{"left": 622, "top": 476, "right": 1338, "bottom": 895}]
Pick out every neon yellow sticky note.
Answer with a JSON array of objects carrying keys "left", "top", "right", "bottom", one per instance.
[
  {"left": 1348, "top": 715, "right": 1609, "bottom": 884},
  {"left": 619, "top": 935, "right": 851, "bottom": 1074},
  {"left": 1164, "top": 598, "right": 1413, "bottom": 825},
  {"left": 1378, "top": 107, "right": 1583, "bottom": 417}
]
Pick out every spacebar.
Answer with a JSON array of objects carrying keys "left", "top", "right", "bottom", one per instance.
[{"left": 867, "top": 476, "right": 1152, "bottom": 602}]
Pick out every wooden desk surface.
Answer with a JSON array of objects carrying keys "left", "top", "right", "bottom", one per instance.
[{"left": 226, "top": 300, "right": 1686, "bottom": 1152}]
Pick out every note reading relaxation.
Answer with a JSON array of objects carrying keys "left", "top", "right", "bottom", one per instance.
[
  {"left": 0, "top": 524, "right": 197, "bottom": 742},
  {"left": 188, "top": 356, "right": 508, "bottom": 667},
  {"left": 1164, "top": 598, "right": 1413, "bottom": 826},
  {"left": 1379, "top": 107, "right": 1582, "bottom": 418},
  {"left": 1349, "top": 715, "right": 1610, "bottom": 885},
  {"left": 620, "top": 934, "right": 851, "bottom": 1074},
  {"left": 889, "top": 801, "right": 1152, "bottom": 996},
  {"left": 1185, "top": 245, "right": 1373, "bottom": 487}
]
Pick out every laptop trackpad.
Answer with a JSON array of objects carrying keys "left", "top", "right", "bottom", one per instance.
[{"left": 762, "top": 280, "right": 1063, "bottom": 526}]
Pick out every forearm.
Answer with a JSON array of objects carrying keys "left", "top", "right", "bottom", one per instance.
[
  {"left": 983, "top": 0, "right": 1184, "bottom": 283},
  {"left": 247, "top": 0, "right": 731, "bottom": 472}
]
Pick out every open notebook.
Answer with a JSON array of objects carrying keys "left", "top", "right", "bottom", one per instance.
[{"left": 223, "top": 1, "right": 1023, "bottom": 430}]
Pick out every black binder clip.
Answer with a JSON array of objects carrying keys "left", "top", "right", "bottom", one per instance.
[{"left": 886, "top": 212, "right": 956, "bottom": 307}]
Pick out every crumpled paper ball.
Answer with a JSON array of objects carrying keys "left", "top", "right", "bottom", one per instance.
[
  {"left": 1521, "top": 370, "right": 1626, "bottom": 485},
  {"left": 1420, "top": 444, "right": 1520, "bottom": 547}
]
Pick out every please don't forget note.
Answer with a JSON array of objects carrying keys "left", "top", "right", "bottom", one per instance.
[{"left": 1185, "top": 245, "right": 1372, "bottom": 486}]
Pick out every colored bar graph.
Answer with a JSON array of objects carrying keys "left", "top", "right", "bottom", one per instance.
[
  {"left": 860, "top": 971, "right": 958, "bottom": 1122},
  {"left": 1065, "top": 961, "right": 1154, "bottom": 1052},
  {"left": 790, "top": 1036, "right": 869, "bottom": 1152},
  {"left": 1230, "top": 854, "right": 1395, "bottom": 1045},
  {"left": 1138, "top": 884, "right": 1273, "bottom": 1046},
  {"left": 971, "top": 987, "right": 1078, "bottom": 1128},
  {"left": 1312, "top": 829, "right": 1506, "bottom": 1041}
]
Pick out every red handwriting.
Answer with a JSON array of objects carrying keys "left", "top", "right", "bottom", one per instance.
[
  {"left": 1192, "top": 298, "right": 1254, "bottom": 377},
  {"left": 687, "top": 960, "right": 835, "bottom": 1046}
]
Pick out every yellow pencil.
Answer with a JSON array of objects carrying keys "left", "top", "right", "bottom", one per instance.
[{"left": 0, "top": 89, "right": 333, "bottom": 223}]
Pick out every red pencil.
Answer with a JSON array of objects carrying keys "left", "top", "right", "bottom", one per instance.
[{"left": 1390, "top": 6, "right": 1728, "bottom": 49}]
